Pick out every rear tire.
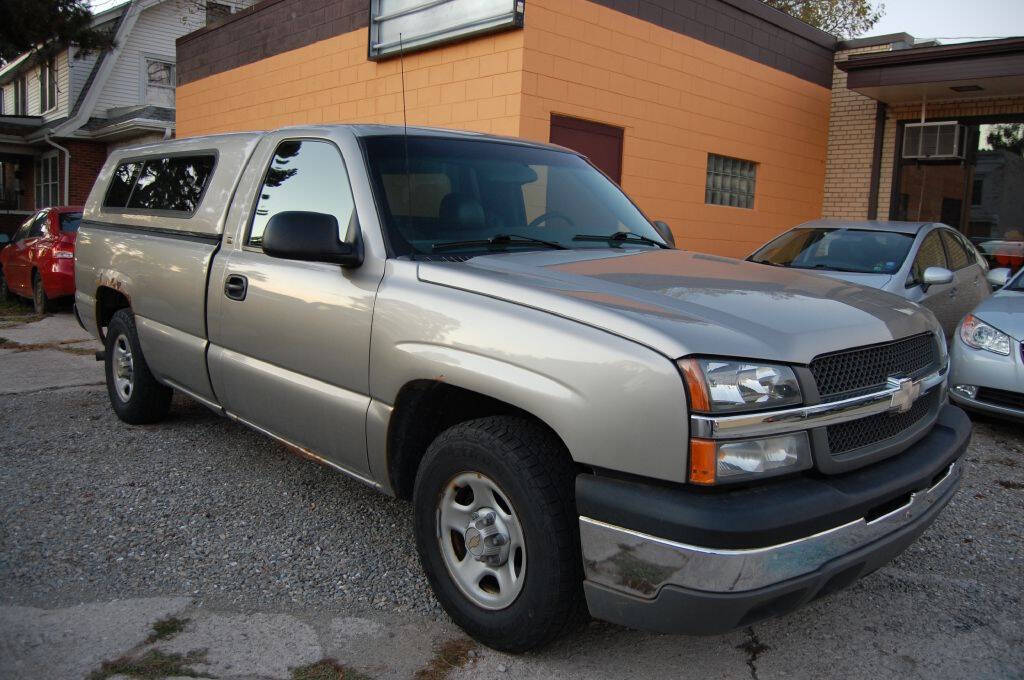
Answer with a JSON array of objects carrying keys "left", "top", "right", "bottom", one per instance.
[
  {"left": 32, "top": 272, "right": 53, "bottom": 314},
  {"left": 104, "top": 308, "right": 172, "bottom": 424},
  {"left": 413, "top": 416, "right": 583, "bottom": 652}
]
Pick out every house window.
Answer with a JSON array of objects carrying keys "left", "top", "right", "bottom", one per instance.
[
  {"left": 706, "top": 154, "right": 756, "bottom": 209},
  {"left": 206, "top": 1, "right": 232, "bottom": 25},
  {"left": 39, "top": 60, "right": 57, "bottom": 112},
  {"left": 145, "top": 58, "right": 176, "bottom": 107},
  {"left": 35, "top": 153, "right": 59, "bottom": 209},
  {"left": 14, "top": 77, "right": 27, "bottom": 115},
  {"left": 971, "top": 178, "right": 984, "bottom": 206}
]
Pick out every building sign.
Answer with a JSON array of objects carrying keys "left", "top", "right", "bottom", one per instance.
[{"left": 369, "top": 0, "right": 523, "bottom": 60}]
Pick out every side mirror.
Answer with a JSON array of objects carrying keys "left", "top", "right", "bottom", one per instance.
[
  {"left": 262, "top": 211, "right": 363, "bottom": 267},
  {"left": 986, "top": 267, "right": 1011, "bottom": 288},
  {"left": 920, "top": 266, "right": 953, "bottom": 290},
  {"left": 652, "top": 220, "right": 676, "bottom": 249}
]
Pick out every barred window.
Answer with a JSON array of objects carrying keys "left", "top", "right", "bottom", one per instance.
[{"left": 706, "top": 154, "right": 756, "bottom": 209}]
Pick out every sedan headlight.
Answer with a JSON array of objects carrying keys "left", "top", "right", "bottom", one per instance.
[
  {"left": 960, "top": 314, "right": 1010, "bottom": 356},
  {"left": 678, "top": 358, "right": 802, "bottom": 413}
]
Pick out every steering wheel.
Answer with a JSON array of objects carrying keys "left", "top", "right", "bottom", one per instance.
[{"left": 527, "top": 211, "right": 575, "bottom": 230}]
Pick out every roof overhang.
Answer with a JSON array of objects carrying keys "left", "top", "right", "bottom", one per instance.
[
  {"left": 837, "top": 37, "right": 1024, "bottom": 105},
  {"left": 0, "top": 115, "right": 44, "bottom": 137}
]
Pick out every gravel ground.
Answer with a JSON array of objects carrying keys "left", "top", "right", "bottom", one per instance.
[
  {"left": 0, "top": 389, "right": 441, "bottom": 618},
  {"left": 1, "top": 317, "right": 1024, "bottom": 677}
]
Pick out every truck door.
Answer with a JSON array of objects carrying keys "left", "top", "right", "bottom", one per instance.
[{"left": 206, "top": 137, "right": 379, "bottom": 478}]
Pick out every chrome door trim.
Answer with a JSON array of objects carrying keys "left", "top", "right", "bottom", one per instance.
[{"left": 690, "top": 365, "right": 947, "bottom": 440}]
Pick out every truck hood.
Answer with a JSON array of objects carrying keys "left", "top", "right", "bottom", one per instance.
[
  {"left": 973, "top": 289, "right": 1024, "bottom": 341},
  {"left": 417, "top": 249, "right": 937, "bottom": 364}
]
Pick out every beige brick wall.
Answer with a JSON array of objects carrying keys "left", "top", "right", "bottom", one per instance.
[{"left": 822, "top": 44, "right": 893, "bottom": 219}]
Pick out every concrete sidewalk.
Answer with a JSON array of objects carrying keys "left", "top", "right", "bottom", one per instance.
[{"left": 0, "top": 312, "right": 103, "bottom": 394}]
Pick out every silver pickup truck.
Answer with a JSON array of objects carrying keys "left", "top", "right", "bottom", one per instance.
[{"left": 75, "top": 125, "right": 971, "bottom": 652}]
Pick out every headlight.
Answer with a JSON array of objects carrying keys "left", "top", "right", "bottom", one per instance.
[
  {"left": 678, "top": 358, "right": 802, "bottom": 413},
  {"left": 689, "top": 432, "right": 812, "bottom": 485},
  {"left": 960, "top": 314, "right": 1010, "bottom": 355}
]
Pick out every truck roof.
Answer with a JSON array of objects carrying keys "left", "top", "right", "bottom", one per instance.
[{"left": 84, "top": 125, "right": 581, "bottom": 237}]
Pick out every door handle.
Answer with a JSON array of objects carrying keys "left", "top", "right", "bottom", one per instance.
[
  {"left": 948, "top": 286, "right": 958, "bottom": 298},
  {"left": 224, "top": 274, "right": 248, "bottom": 301}
]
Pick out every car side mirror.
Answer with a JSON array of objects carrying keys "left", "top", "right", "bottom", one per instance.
[
  {"left": 262, "top": 211, "right": 363, "bottom": 268},
  {"left": 986, "top": 267, "right": 1011, "bottom": 288},
  {"left": 652, "top": 220, "right": 676, "bottom": 249},
  {"left": 920, "top": 266, "right": 953, "bottom": 290}
]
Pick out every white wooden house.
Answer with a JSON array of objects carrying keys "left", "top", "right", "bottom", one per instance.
[{"left": 0, "top": 0, "right": 251, "bottom": 233}]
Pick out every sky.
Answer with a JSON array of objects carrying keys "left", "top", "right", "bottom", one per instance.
[{"left": 868, "top": 0, "right": 1024, "bottom": 43}]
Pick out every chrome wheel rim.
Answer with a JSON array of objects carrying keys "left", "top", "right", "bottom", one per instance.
[
  {"left": 436, "top": 472, "right": 526, "bottom": 610},
  {"left": 112, "top": 334, "right": 134, "bottom": 402}
]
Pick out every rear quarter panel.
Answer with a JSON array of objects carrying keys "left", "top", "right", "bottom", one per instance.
[{"left": 75, "top": 226, "right": 220, "bottom": 402}]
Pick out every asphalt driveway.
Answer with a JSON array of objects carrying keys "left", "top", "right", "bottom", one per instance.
[{"left": 1, "top": 309, "right": 1022, "bottom": 679}]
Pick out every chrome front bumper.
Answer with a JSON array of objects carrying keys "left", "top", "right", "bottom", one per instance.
[{"left": 580, "top": 459, "right": 961, "bottom": 598}]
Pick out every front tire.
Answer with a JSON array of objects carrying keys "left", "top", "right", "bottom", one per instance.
[
  {"left": 32, "top": 273, "right": 53, "bottom": 314},
  {"left": 104, "top": 308, "right": 172, "bottom": 424},
  {"left": 413, "top": 416, "right": 583, "bottom": 652}
]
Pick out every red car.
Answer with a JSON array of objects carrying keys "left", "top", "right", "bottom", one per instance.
[{"left": 0, "top": 206, "right": 83, "bottom": 314}]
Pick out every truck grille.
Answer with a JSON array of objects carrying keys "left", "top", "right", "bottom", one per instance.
[
  {"left": 827, "top": 388, "right": 939, "bottom": 454},
  {"left": 810, "top": 333, "right": 938, "bottom": 402}
]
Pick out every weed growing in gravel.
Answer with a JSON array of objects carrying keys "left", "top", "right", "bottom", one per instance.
[
  {"left": 291, "top": 658, "right": 373, "bottom": 680},
  {"left": 414, "top": 638, "right": 476, "bottom": 680},
  {"left": 146, "top": 615, "right": 190, "bottom": 643},
  {"left": 997, "top": 479, "right": 1024, "bottom": 490},
  {"left": 86, "top": 649, "right": 208, "bottom": 679}
]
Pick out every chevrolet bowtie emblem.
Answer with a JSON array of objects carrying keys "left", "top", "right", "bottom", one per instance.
[{"left": 887, "top": 377, "right": 921, "bottom": 414}]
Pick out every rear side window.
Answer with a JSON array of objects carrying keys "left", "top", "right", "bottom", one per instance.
[{"left": 103, "top": 155, "right": 216, "bottom": 215}]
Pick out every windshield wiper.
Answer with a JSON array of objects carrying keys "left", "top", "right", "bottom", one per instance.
[
  {"left": 750, "top": 258, "right": 786, "bottom": 267},
  {"left": 791, "top": 263, "right": 868, "bottom": 274},
  {"left": 572, "top": 231, "right": 669, "bottom": 249},
  {"left": 432, "top": 233, "right": 567, "bottom": 252}
]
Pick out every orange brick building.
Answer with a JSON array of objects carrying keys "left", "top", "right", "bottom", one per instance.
[{"left": 175, "top": 0, "right": 836, "bottom": 256}]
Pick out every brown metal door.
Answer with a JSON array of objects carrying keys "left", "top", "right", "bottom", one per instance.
[{"left": 549, "top": 115, "right": 624, "bottom": 184}]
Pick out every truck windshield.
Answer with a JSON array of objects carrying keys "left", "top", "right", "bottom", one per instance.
[
  {"left": 361, "top": 136, "right": 666, "bottom": 256},
  {"left": 749, "top": 228, "right": 914, "bottom": 275}
]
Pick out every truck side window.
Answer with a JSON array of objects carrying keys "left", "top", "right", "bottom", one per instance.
[
  {"left": 248, "top": 140, "right": 355, "bottom": 248},
  {"left": 104, "top": 162, "right": 142, "bottom": 208}
]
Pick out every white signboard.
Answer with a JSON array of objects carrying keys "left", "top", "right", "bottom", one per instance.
[{"left": 369, "top": 0, "right": 523, "bottom": 59}]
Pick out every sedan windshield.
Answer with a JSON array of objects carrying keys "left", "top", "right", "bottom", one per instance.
[
  {"left": 749, "top": 228, "right": 914, "bottom": 274},
  {"left": 361, "top": 136, "right": 666, "bottom": 256}
]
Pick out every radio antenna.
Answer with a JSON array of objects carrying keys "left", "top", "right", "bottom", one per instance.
[{"left": 399, "top": 33, "right": 413, "bottom": 222}]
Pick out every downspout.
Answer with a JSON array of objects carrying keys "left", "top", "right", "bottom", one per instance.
[
  {"left": 44, "top": 133, "right": 71, "bottom": 206},
  {"left": 866, "top": 101, "right": 887, "bottom": 220}
]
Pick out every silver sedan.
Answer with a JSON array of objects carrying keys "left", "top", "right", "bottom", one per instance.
[
  {"left": 748, "top": 220, "right": 990, "bottom": 335},
  {"left": 949, "top": 267, "right": 1024, "bottom": 422}
]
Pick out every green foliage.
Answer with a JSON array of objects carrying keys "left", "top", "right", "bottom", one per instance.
[
  {"left": 986, "top": 123, "right": 1024, "bottom": 156},
  {"left": 0, "top": 0, "right": 116, "bottom": 64},
  {"left": 762, "top": 0, "right": 885, "bottom": 38}
]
